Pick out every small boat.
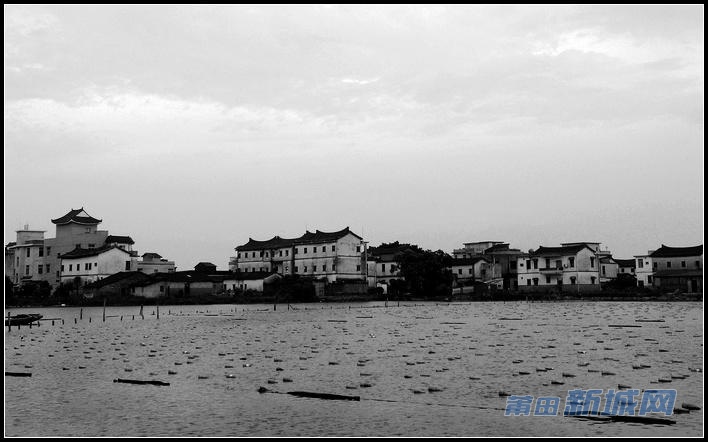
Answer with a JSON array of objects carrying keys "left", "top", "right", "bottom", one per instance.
[{"left": 5, "top": 314, "right": 43, "bottom": 326}]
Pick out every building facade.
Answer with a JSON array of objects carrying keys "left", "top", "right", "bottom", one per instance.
[
  {"left": 233, "top": 227, "right": 366, "bottom": 283},
  {"left": 59, "top": 245, "right": 137, "bottom": 286},
  {"left": 452, "top": 241, "right": 522, "bottom": 290},
  {"left": 137, "top": 253, "right": 177, "bottom": 274},
  {"left": 636, "top": 245, "right": 703, "bottom": 293},
  {"left": 517, "top": 243, "right": 602, "bottom": 293},
  {"left": 5, "top": 208, "right": 176, "bottom": 290}
]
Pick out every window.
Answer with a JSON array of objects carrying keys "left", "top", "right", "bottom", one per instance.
[
  {"left": 570, "top": 277, "right": 576, "bottom": 285},
  {"left": 322, "top": 246, "right": 326, "bottom": 252},
  {"left": 458, "top": 269, "right": 462, "bottom": 275},
  {"left": 332, "top": 245, "right": 336, "bottom": 252},
  {"left": 25, "top": 265, "right": 30, "bottom": 275},
  {"left": 555, "top": 260, "right": 562, "bottom": 269},
  {"left": 304, "top": 266, "right": 307, "bottom": 273},
  {"left": 38, "top": 265, "right": 43, "bottom": 275},
  {"left": 637, "top": 259, "right": 643, "bottom": 268},
  {"left": 653, "top": 262, "right": 657, "bottom": 269},
  {"left": 648, "top": 276, "right": 653, "bottom": 284},
  {"left": 532, "top": 259, "right": 538, "bottom": 269},
  {"left": 356, "top": 246, "right": 361, "bottom": 253},
  {"left": 61, "top": 265, "right": 65, "bottom": 272},
  {"left": 260, "top": 251, "right": 264, "bottom": 257},
  {"left": 16, "top": 257, "right": 19, "bottom": 266},
  {"left": 279, "top": 250, "right": 283, "bottom": 257},
  {"left": 382, "top": 264, "right": 386, "bottom": 272},
  {"left": 681, "top": 261, "right": 686, "bottom": 268},
  {"left": 39, "top": 247, "right": 44, "bottom": 257},
  {"left": 518, "top": 262, "right": 523, "bottom": 268},
  {"left": 526, "top": 260, "right": 531, "bottom": 269},
  {"left": 85, "top": 263, "right": 89, "bottom": 270},
  {"left": 285, "top": 250, "right": 289, "bottom": 256},
  {"left": 294, "top": 266, "right": 298, "bottom": 272},
  {"left": 314, "top": 266, "right": 318, "bottom": 272},
  {"left": 590, "top": 257, "right": 595, "bottom": 268},
  {"left": 160, "top": 286, "right": 164, "bottom": 293},
  {"left": 85, "top": 227, "right": 91, "bottom": 233},
  {"left": 26, "top": 248, "right": 30, "bottom": 258},
  {"left": 469, "top": 269, "right": 473, "bottom": 274},
  {"left": 265, "top": 252, "right": 269, "bottom": 258},
  {"left": 545, "top": 275, "right": 551, "bottom": 283},
  {"left": 591, "top": 276, "right": 596, "bottom": 284},
  {"left": 356, "top": 264, "right": 360, "bottom": 271},
  {"left": 602, "top": 265, "right": 606, "bottom": 275},
  {"left": 125, "top": 261, "right": 130, "bottom": 271},
  {"left": 46, "top": 247, "right": 51, "bottom": 256},
  {"left": 46, "top": 264, "right": 50, "bottom": 273},
  {"left": 294, "top": 248, "right": 298, "bottom": 255},
  {"left": 237, "top": 252, "right": 241, "bottom": 258},
  {"left": 568, "top": 257, "right": 575, "bottom": 268},
  {"left": 527, "top": 279, "right": 531, "bottom": 286},
  {"left": 69, "top": 264, "right": 73, "bottom": 271},
  {"left": 323, "top": 265, "right": 327, "bottom": 272},
  {"left": 511, "top": 260, "right": 517, "bottom": 269},
  {"left": 666, "top": 262, "right": 671, "bottom": 268},
  {"left": 532, "top": 278, "right": 538, "bottom": 286},
  {"left": 545, "top": 258, "right": 551, "bottom": 268}
]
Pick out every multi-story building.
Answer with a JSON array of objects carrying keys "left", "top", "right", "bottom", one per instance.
[
  {"left": 5, "top": 208, "right": 175, "bottom": 290},
  {"left": 636, "top": 245, "right": 703, "bottom": 293},
  {"left": 59, "top": 245, "right": 138, "bottom": 286},
  {"left": 233, "top": 227, "right": 366, "bottom": 283},
  {"left": 615, "top": 259, "right": 636, "bottom": 276},
  {"left": 517, "top": 243, "right": 602, "bottom": 293},
  {"left": 5, "top": 226, "right": 47, "bottom": 285},
  {"left": 137, "top": 253, "right": 177, "bottom": 274},
  {"left": 452, "top": 241, "right": 523, "bottom": 289},
  {"left": 366, "top": 242, "right": 413, "bottom": 287}
]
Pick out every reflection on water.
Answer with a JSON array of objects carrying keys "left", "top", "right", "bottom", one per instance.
[{"left": 4, "top": 301, "right": 703, "bottom": 437}]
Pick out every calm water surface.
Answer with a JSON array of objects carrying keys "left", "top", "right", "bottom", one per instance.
[{"left": 4, "top": 301, "right": 703, "bottom": 437}]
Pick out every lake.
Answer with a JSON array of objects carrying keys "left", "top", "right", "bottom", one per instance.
[{"left": 4, "top": 301, "right": 703, "bottom": 437}]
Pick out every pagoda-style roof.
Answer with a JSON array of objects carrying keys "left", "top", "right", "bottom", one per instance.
[
  {"left": 51, "top": 208, "right": 102, "bottom": 225},
  {"left": 236, "top": 227, "right": 361, "bottom": 252}
]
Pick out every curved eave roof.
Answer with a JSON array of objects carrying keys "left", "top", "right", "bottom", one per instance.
[
  {"left": 236, "top": 227, "right": 361, "bottom": 251},
  {"left": 51, "top": 208, "right": 102, "bottom": 225}
]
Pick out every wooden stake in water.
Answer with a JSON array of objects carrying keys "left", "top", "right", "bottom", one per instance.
[
  {"left": 139, "top": 305, "right": 144, "bottom": 319},
  {"left": 156, "top": 302, "right": 160, "bottom": 320},
  {"left": 7, "top": 312, "right": 10, "bottom": 333},
  {"left": 103, "top": 298, "right": 106, "bottom": 322},
  {"left": 80, "top": 308, "right": 83, "bottom": 320}
]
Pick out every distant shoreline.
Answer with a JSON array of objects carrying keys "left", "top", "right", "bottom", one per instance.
[{"left": 5, "top": 291, "right": 702, "bottom": 309}]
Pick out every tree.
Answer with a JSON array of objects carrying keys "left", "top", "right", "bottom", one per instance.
[{"left": 397, "top": 247, "right": 453, "bottom": 299}]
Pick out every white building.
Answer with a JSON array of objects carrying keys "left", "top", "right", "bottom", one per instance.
[
  {"left": 59, "top": 245, "right": 137, "bottom": 286},
  {"left": 233, "top": 227, "right": 366, "bottom": 283},
  {"left": 517, "top": 243, "right": 602, "bottom": 293},
  {"left": 137, "top": 252, "right": 177, "bottom": 274}
]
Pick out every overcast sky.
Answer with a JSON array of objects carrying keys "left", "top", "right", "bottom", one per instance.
[{"left": 4, "top": 5, "right": 704, "bottom": 269}]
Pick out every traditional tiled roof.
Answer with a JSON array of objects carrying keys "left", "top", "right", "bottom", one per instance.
[
  {"left": 649, "top": 245, "right": 703, "bottom": 258},
  {"left": 615, "top": 259, "right": 636, "bottom": 268},
  {"left": 142, "top": 252, "right": 163, "bottom": 259},
  {"left": 236, "top": 227, "right": 361, "bottom": 251},
  {"left": 450, "top": 257, "right": 489, "bottom": 266},
  {"left": 106, "top": 235, "right": 135, "bottom": 245},
  {"left": 60, "top": 245, "right": 130, "bottom": 259},
  {"left": 84, "top": 272, "right": 150, "bottom": 289},
  {"left": 599, "top": 256, "right": 616, "bottom": 264},
  {"left": 368, "top": 242, "right": 414, "bottom": 256},
  {"left": 51, "top": 208, "right": 102, "bottom": 225},
  {"left": 5, "top": 242, "right": 17, "bottom": 248},
  {"left": 532, "top": 244, "right": 593, "bottom": 256}
]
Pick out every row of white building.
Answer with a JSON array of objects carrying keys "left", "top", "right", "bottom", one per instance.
[{"left": 230, "top": 231, "right": 703, "bottom": 295}]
